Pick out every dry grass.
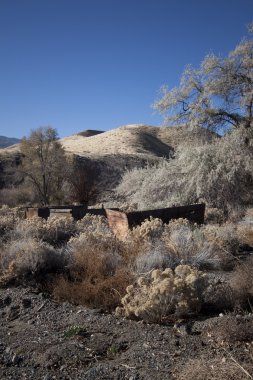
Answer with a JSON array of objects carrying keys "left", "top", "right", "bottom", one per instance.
[
  {"left": 0, "top": 237, "right": 66, "bottom": 286},
  {"left": 230, "top": 257, "right": 253, "bottom": 307},
  {"left": 53, "top": 244, "right": 133, "bottom": 310},
  {"left": 238, "top": 226, "right": 253, "bottom": 246},
  {"left": 15, "top": 216, "right": 77, "bottom": 244},
  {"left": 176, "top": 356, "right": 253, "bottom": 380},
  {"left": 210, "top": 314, "right": 253, "bottom": 344}
]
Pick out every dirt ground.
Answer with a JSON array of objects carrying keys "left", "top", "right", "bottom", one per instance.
[{"left": 0, "top": 285, "right": 252, "bottom": 380}]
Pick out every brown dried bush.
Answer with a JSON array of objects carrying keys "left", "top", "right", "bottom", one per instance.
[
  {"left": 0, "top": 237, "right": 66, "bottom": 286},
  {"left": 230, "top": 256, "right": 253, "bottom": 308},
  {"left": 15, "top": 215, "right": 77, "bottom": 244},
  {"left": 203, "top": 223, "right": 240, "bottom": 256},
  {"left": 0, "top": 205, "right": 23, "bottom": 237},
  {"left": 176, "top": 356, "right": 253, "bottom": 380},
  {"left": 238, "top": 226, "right": 253, "bottom": 246},
  {"left": 210, "top": 314, "right": 253, "bottom": 344},
  {"left": 53, "top": 243, "right": 133, "bottom": 310},
  {"left": 205, "top": 207, "right": 225, "bottom": 224},
  {"left": 202, "top": 280, "right": 235, "bottom": 314}
]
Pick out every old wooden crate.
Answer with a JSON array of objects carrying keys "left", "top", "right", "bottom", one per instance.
[{"left": 106, "top": 203, "right": 205, "bottom": 240}]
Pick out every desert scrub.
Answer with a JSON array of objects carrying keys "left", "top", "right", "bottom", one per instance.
[
  {"left": 73, "top": 214, "right": 114, "bottom": 248},
  {"left": 116, "top": 265, "right": 207, "bottom": 323},
  {"left": 53, "top": 238, "right": 133, "bottom": 310},
  {"left": 229, "top": 256, "right": 253, "bottom": 308},
  {"left": 0, "top": 205, "right": 22, "bottom": 237},
  {"left": 15, "top": 215, "right": 77, "bottom": 244},
  {"left": 129, "top": 217, "right": 164, "bottom": 241},
  {"left": 63, "top": 325, "right": 87, "bottom": 338},
  {"left": 0, "top": 237, "right": 66, "bottom": 286},
  {"left": 137, "top": 218, "right": 232, "bottom": 271},
  {"left": 176, "top": 355, "right": 253, "bottom": 380},
  {"left": 202, "top": 223, "right": 240, "bottom": 256}
]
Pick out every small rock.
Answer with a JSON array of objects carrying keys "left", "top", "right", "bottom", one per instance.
[
  {"left": 12, "top": 353, "right": 22, "bottom": 365},
  {"left": 43, "top": 374, "right": 52, "bottom": 380},
  {"left": 5, "top": 347, "right": 12, "bottom": 354},
  {"left": 3, "top": 296, "right": 12, "bottom": 306},
  {"left": 7, "top": 305, "right": 20, "bottom": 321},
  {"left": 22, "top": 298, "right": 32, "bottom": 308}
]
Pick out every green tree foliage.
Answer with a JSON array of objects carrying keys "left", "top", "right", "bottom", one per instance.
[
  {"left": 153, "top": 23, "right": 253, "bottom": 132},
  {"left": 20, "top": 127, "right": 67, "bottom": 206}
]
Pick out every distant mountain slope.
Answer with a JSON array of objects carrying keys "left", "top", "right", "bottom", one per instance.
[
  {"left": 0, "top": 136, "right": 20, "bottom": 149},
  {"left": 0, "top": 125, "right": 218, "bottom": 196},
  {"left": 60, "top": 124, "right": 216, "bottom": 158},
  {"left": 77, "top": 130, "right": 104, "bottom": 137},
  {"left": 0, "top": 124, "right": 217, "bottom": 157}
]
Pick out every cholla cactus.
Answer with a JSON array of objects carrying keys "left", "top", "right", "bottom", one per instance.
[{"left": 116, "top": 265, "right": 207, "bottom": 323}]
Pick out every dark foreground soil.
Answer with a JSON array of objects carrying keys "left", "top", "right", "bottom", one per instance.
[{"left": 0, "top": 286, "right": 252, "bottom": 380}]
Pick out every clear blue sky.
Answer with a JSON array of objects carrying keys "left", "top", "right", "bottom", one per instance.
[{"left": 0, "top": 0, "right": 252, "bottom": 138}]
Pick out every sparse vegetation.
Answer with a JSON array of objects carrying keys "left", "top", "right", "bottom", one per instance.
[
  {"left": 116, "top": 265, "right": 207, "bottom": 323},
  {"left": 0, "top": 22, "right": 252, "bottom": 380}
]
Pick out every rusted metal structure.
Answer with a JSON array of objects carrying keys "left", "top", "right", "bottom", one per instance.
[
  {"left": 105, "top": 203, "right": 205, "bottom": 240},
  {"left": 25, "top": 205, "right": 87, "bottom": 220},
  {"left": 25, "top": 206, "right": 119, "bottom": 221}
]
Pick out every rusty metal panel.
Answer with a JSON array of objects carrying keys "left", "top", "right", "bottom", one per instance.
[
  {"left": 50, "top": 209, "right": 72, "bottom": 218},
  {"left": 106, "top": 204, "right": 205, "bottom": 240},
  {"left": 25, "top": 207, "right": 39, "bottom": 219},
  {"left": 127, "top": 203, "right": 205, "bottom": 228},
  {"left": 105, "top": 209, "right": 130, "bottom": 240},
  {"left": 25, "top": 207, "right": 50, "bottom": 219}
]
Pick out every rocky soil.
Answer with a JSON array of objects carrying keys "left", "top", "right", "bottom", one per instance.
[{"left": 0, "top": 286, "right": 252, "bottom": 380}]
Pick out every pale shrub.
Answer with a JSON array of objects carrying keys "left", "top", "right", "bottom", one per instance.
[
  {"left": 116, "top": 127, "right": 253, "bottom": 213},
  {"left": 15, "top": 215, "right": 77, "bottom": 243},
  {"left": 162, "top": 219, "right": 231, "bottom": 270},
  {"left": 203, "top": 223, "right": 240, "bottom": 255},
  {"left": 0, "top": 205, "right": 22, "bottom": 236},
  {"left": 116, "top": 265, "right": 207, "bottom": 323},
  {"left": 129, "top": 217, "right": 164, "bottom": 241},
  {"left": 0, "top": 237, "right": 66, "bottom": 285},
  {"left": 71, "top": 214, "right": 114, "bottom": 249},
  {"left": 116, "top": 159, "right": 177, "bottom": 210},
  {"left": 132, "top": 219, "right": 231, "bottom": 271},
  {"left": 205, "top": 207, "right": 224, "bottom": 224},
  {"left": 134, "top": 241, "right": 173, "bottom": 273}
]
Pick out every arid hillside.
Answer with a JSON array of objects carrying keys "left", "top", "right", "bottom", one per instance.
[
  {"left": 60, "top": 124, "right": 216, "bottom": 158},
  {"left": 0, "top": 136, "right": 20, "bottom": 149},
  {"left": 0, "top": 124, "right": 216, "bottom": 158}
]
